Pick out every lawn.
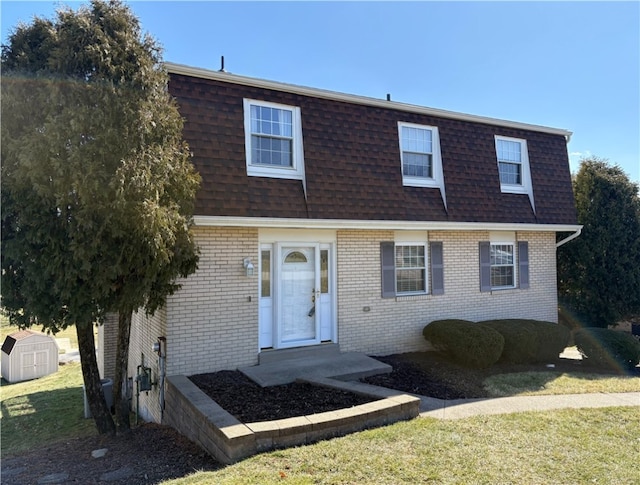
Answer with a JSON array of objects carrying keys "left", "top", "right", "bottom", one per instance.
[
  {"left": 164, "top": 407, "right": 640, "bottom": 485},
  {"left": 485, "top": 370, "right": 640, "bottom": 396},
  {"left": 0, "top": 362, "right": 96, "bottom": 456}
]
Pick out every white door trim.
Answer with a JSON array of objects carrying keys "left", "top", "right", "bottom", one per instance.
[{"left": 258, "top": 239, "right": 337, "bottom": 350}]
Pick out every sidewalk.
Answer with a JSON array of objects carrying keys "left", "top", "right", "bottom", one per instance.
[
  {"left": 419, "top": 392, "right": 640, "bottom": 419},
  {"left": 415, "top": 346, "right": 639, "bottom": 418}
]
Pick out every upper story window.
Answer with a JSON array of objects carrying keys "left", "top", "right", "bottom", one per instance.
[
  {"left": 494, "top": 135, "right": 535, "bottom": 213},
  {"left": 400, "top": 125, "right": 433, "bottom": 178},
  {"left": 244, "top": 99, "right": 305, "bottom": 180},
  {"left": 496, "top": 137, "right": 525, "bottom": 185},
  {"left": 398, "top": 122, "right": 442, "bottom": 187}
]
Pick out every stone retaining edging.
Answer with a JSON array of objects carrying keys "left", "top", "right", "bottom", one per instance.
[{"left": 163, "top": 375, "right": 420, "bottom": 464}]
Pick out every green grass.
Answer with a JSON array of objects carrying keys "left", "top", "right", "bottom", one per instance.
[
  {"left": 0, "top": 362, "right": 96, "bottom": 456},
  {"left": 163, "top": 407, "right": 640, "bottom": 485},
  {"left": 484, "top": 371, "right": 640, "bottom": 397}
]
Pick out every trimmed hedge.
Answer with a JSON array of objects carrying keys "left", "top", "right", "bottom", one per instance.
[
  {"left": 480, "top": 318, "right": 570, "bottom": 364},
  {"left": 574, "top": 328, "right": 640, "bottom": 371},
  {"left": 423, "top": 319, "right": 504, "bottom": 369},
  {"left": 479, "top": 319, "right": 570, "bottom": 364},
  {"left": 479, "top": 320, "right": 538, "bottom": 364},
  {"left": 523, "top": 319, "right": 570, "bottom": 362}
]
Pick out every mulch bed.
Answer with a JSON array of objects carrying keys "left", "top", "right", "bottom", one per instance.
[{"left": 189, "top": 370, "right": 380, "bottom": 422}]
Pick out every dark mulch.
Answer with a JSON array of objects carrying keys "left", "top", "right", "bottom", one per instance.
[
  {"left": 189, "top": 370, "right": 379, "bottom": 423},
  {"left": 4, "top": 351, "right": 636, "bottom": 484},
  {"left": 363, "top": 351, "right": 639, "bottom": 399}
]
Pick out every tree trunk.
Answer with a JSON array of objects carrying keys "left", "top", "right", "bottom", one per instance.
[
  {"left": 76, "top": 322, "right": 116, "bottom": 435},
  {"left": 113, "top": 310, "right": 133, "bottom": 432}
]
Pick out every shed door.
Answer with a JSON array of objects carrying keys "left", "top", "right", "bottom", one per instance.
[{"left": 20, "top": 350, "right": 49, "bottom": 381}]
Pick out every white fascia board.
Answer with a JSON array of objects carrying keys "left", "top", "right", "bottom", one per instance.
[
  {"left": 193, "top": 215, "right": 581, "bottom": 233},
  {"left": 166, "top": 62, "right": 572, "bottom": 142}
]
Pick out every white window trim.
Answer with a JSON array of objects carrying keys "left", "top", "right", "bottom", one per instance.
[
  {"left": 489, "top": 240, "right": 517, "bottom": 290},
  {"left": 243, "top": 98, "right": 305, "bottom": 180},
  {"left": 495, "top": 135, "right": 535, "bottom": 213},
  {"left": 398, "top": 122, "right": 447, "bottom": 210},
  {"left": 394, "top": 241, "right": 429, "bottom": 296}
]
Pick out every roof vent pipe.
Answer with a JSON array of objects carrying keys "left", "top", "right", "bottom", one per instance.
[
  {"left": 219, "top": 55, "right": 226, "bottom": 72},
  {"left": 386, "top": 93, "right": 391, "bottom": 101}
]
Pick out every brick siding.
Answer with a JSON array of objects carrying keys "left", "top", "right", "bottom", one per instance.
[
  {"left": 337, "top": 230, "right": 557, "bottom": 356},
  {"left": 129, "top": 227, "right": 556, "bottom": 382}
]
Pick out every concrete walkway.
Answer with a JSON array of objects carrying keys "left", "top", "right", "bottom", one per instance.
[{"left": 419, "top": 392, "right": 640, "bottom": 419}]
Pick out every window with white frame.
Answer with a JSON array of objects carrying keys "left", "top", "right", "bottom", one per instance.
[
  {"left": 398, "top": 122, "right": 444, "bottom": 190},
  {"left": 395, "top": 244, "right": 427, "bottom": 295},
  {"left": 381, "top": 240, "right": 444, "bottom": 298},
  {"left": 480, "top": 237, "right": 529, "bottom": 292},
  {"left": 243, "top": 99, "right": 304, "bottom": 180},
  {"left": 490, "top": 243, "right": 515, "bottom": 289},
  {"left": 497, "top": 139, "right": 522, "bottom": 184}
]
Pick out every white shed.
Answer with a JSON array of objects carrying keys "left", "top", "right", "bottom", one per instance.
[{"left": 1, "top": 330, "right": 59, "bottom": 383}]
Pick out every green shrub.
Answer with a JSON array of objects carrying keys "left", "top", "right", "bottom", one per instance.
[
  {"left": 479, "top": 320, "right": 538, "bottom": 364},
  {"left": 423, "top": 319, "right": 504, "bottom": 369},
  {"left": 574, "top": 328, "right": 640, "bottom": 371},
  {"left": 502, "top": 319, "right": 571, "bottom": 362},
  {"left": 522, "top": 320, "right": 571, "bottom": 362}
]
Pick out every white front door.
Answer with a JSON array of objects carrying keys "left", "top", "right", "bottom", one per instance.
[
  {"left": 259, "top": 240, "right": 335, "bottom": 350},
  {"left": 278, "top": 245, "right": 320, "bottom": 347}
]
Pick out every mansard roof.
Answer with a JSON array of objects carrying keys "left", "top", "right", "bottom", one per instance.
[{"left": 166, "top": 62, "right": 578, "bottom": 227}]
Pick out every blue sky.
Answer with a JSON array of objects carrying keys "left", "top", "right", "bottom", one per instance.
[{"left": 2, "top": 1, "right": 639, "bottom": 183}]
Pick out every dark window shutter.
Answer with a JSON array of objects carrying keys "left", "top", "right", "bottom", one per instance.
[
  {"left": 479, "top": 241, "right": 491, "bottom": 292},
  {"left": 430, "top": 242, "right": 444, "bottom": 295},
  {"left": 518, "top": 241, "right": 529, "bottom": 289},
  {"left": 380, "top": 242, "right": 396, "bottom": 298}
]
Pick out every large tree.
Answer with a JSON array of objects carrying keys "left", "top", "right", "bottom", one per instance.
[
  {"left": 557, "top": 157, "right": 640, "bottom": 328},
  {"left": 1, "top": 0, "right": 200, "bottom": 433}
]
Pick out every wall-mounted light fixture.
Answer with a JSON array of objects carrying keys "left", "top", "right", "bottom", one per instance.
[{"left": 243, "top": 257, "right": 255, "bottom": 277}]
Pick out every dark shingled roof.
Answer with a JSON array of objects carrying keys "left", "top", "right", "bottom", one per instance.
[
  {"left": 2, "top": 330, "right": 42, "bottom": 355},
  {"left": 168, "top": 72, "right": 577, "bottom": 226}
]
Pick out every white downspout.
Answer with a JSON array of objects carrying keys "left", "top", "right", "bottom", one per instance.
[{"left": 556, "top": 227, "right": 582, "bottom": 247}]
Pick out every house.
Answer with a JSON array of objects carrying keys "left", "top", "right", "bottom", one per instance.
[{"left": 99, "top": 62, "right": 580, "bottom": 423}]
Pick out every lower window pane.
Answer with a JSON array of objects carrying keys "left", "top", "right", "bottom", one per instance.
[
  {"left": 396, "top": 268, "right": 426, "bottom": 293},
  {"left": 252, "top": 135, "right": 292, "bottom": 167},
  {"left": 491, "top": 266, "right": 514, "bottom": 288},
  {"left": 403, "top": 152, "right": 433, "bottom": 178},
  {"left": 499, "top": 162, "right": 522, "bottom": 185}
]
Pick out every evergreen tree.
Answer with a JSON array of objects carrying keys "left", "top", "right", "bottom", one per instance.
[
  {"left": 558, "top": 157, "right": 640, "bottom": 328},
  {"left": 1, "top": 0, "right": 200, "bottom": 433}
]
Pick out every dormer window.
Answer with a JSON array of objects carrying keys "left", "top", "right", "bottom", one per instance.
[
  {"left": 398, "top": 122, "right": 447, "bottom": 209},
  {"left": 244, "top": 99, "right": 305, "bottom": 180},
  {"left": 495, "top": 135, "right": 535, "bottom": 213}
]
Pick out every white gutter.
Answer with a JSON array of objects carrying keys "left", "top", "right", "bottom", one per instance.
[
  {"left": 556, "top": 226, "right": 583, "bottom": 247},
  {"left": 166, "top": 62, "right": 572, "bottom": 142},
  {"left": 193, "top": 215, "right": 581, "bottom": 233}
]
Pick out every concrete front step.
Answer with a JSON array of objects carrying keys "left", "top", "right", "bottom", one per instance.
[
  {"left": 240, "top": 347, "right": 391, "bottom": 387},
  {"left": 258, "top": 343, "right": 340, "bottom": 364}
]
